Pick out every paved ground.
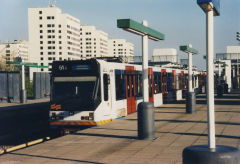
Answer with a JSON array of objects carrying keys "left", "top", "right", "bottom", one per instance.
[{"left": 1, "top": 93, "right": 240, "bottom": 164}]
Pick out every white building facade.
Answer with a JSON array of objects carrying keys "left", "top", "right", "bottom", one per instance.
[
  {"left": 28, "top": 5, "right": 81, "bottom": 78},
  {"left": 108, "top": 39, "right": 134, "bottom": 63},
  {"left": 152, "top": 48, "right": 178, "bottom": 63},
  {"left": 0, "top": 40, "right": 29, "bottom": 62},
  {"left": 79, "top": 26, "right": 108, "bottom": 59}
]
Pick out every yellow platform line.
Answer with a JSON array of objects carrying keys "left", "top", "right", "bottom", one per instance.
[{"left": 0, "top": 136, "right": 51, "bottom": 155}]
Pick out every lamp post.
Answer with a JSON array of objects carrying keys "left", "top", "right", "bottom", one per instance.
[
  {"left": 182, "top": 1, "right": 240, "bottom": 163},
  {"left": 180, "top": 44, "right": 198, "bottom": 114},
  {"left": 117, "top": 19, "right": 164, "bottom": 140}
]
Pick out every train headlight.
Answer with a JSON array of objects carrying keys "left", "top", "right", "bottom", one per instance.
[
  {"left": 89, "top": 113, "right": 94, "bottom": 120},
  {"left": 69, "top": 111, "right": 74, "bottom": 116}
]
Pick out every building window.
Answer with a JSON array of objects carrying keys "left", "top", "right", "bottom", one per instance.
[
  {"left": 48, "top": 52, "right": 52, "bottom": 55},
  {"left": 52, "top": 30, "right": 55, "bottom": 33},
  {"left": 48, "top": 57, "right": 52, "bottom": 60},
  {"left": 59, "top": 25, "right": 61, "bottom": 28},
  {"left": 48, "top": 46, "right": 52, "bottom": 49},
  {"left": 52, "top": 35, "right": 55, "bottom": 38},
  {"left": 39, "top": 24, "right": 42, "bottom": 28},
  {"left": 40, "top": 46, "right": 43, "bottom": 50},
  {"left": 59, "top": 41, "right": 62, "bottom": 44},
  {"left": 47, "top": 30, "right": 51, "bottom": 33},
  {"left": 58, "top": 30, "right": 61, "bottom": 33},
  {"left": 59, "top": 46, "right": 62, "bottom": 49},
  {"left": 59, "top": 36, "right": 61, "bottom": 39},
  {"left": 39, "top": 11, "right": 42, "bottom": 14},
  {"left": 41, "top": 69, "right": 43, "bottom": 71},
  {"left": 41, "top": 63, "right": 43, "bottom": 66},
  {"left": 48, "top": 35, "right": 51, "bottom": 38},
  {"left": 39, "top": 16, "right": 42, "bottom": 20},
  {"left": 47, "top": 24, "right": 51, "bottom": 27},
  {"left": 40, "top": 35, "right": 43, "bottom": 39},
  {"left": 48, "top": 41, "right": 51, "bottom": 44},
  {"left": 40, "top": 30, "right": 43, "bottom": 33},
  {"left": 40, "top": 52, "right": 43, "bottom": 55},
  {"left": 40, "top": 57, "right": 43, "bottom": 60},
  {"left": 47, "top": 16, "right": 51, "bottom": 19},
  {"left": 40, "top": 41, "right": 43, "bottom": 44},
  {"left": 52, "top": 16, "right": 54, "bottom": 19},
  {"left": 59, "top": 52, "right": 62, "bottom": 55}
]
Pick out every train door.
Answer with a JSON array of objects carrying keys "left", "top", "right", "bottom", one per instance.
[
  {"left": 181, "top": 71, "right": 186, "bottom": 98},
  {"left": 125, "top": 66, "right": 136, "bottom": 114},
  {"left": 181, "top": 71, "right": 185, "bottom": 90},
  {"left": 148, "top": 68, "right": 154, "bottom": 103},
  {"left": 161, "top": 69, "right": 167, "bottom": 102},
  {"left": 172, "top": 70, "right": 176, "bottom": 100}
]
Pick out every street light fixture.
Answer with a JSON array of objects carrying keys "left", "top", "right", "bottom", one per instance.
[
  {"left": 117, "top": 18, "right": 164, "bottom": 140},
  {"left": 237, "top": 32, "right": 240, "bottom": 41},
  {"left": 183, "top": 1, "right": 240, "bottom": 163},
  {"left": 180, "top": 44, "right": 198, "bottom": 114}
]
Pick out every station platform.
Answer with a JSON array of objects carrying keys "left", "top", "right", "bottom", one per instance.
[{"left": 1, "top": 93, "right": 240, "bottom": 164}]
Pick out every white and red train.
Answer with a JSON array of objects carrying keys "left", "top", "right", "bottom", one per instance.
[{"left": 49, "top": 59, "right": 202, "bottom": 128}]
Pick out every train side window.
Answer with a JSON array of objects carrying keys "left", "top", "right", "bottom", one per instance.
[
  {"left": 115, "top": 70, "right": 126, "bottom": 100},
  {"left": 158, "top": 73, "right": 162, "bottom": 92},
  {"left": 154, "top": 72, "right": 161, "bottom": 94},
  {"left": 103, "top": 74, "right": 109, "bottom": 101},
  {"left": 136, "top": 73, "right": 142, "bottom": 97}
]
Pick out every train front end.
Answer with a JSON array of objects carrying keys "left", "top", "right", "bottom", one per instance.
[{"left": 50, "top": 59, "right": 102, "bottom": 128}]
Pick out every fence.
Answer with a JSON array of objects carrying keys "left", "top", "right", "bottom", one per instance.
[
  {"left": 0, "top": 72, "right": 20, "bottom": 103},
  {"left": 33, "top": 72, "right": 50, "bottom": 99}
]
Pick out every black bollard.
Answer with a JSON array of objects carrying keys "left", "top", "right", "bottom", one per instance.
[
  {"left": 217, "top": 85, "right": 223, "bottom": 97},
  {"left": 186, "top": 92, "right": 196, "bottom": 114},
  {"left": 183, "top": 145, "right": 240, "bottom": 164},
  {"left": 137, "top": 102, "right": 154, "bottom": 140}
]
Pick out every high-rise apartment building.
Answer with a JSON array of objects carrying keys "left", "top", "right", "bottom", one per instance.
[
  {"left": 108, "top": 39, "right": 134, "bottom": 63},
  {"left": 0, "top": 40, "right": 29, "bottom": 62},
  {"left": 28, "top": 5, "right": 81, "bottom": 77},
  {"left": 80, "top": 26, "right": 108, "bottom": 59}
]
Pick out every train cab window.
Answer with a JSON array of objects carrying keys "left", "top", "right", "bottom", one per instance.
[
  {"left": 115, "top": 70, "right": 126, "bottom": 100},
  {"left": 103, "top": 74, "right": 109, "bottom": 101}
]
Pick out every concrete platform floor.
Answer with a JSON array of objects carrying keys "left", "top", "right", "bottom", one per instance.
[{"left": 1, "top": 93, "right": 240, "bottom": 164}]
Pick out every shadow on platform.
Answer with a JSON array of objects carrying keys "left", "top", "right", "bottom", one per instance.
[
  {"left": 126, "top": 118, "right": 240, "bottom": 126},
  {"left": 72, "top": 132, "right": 137, "bottom": 140},
  {"left": 8, "top": 152, "right": 103, "bottom": 164},
  {"left": 158, "top": 132, "right": 240, "bottom": 140}
]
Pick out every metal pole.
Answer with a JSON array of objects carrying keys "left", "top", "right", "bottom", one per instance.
[
  {"left": 142, "top": 20, "right": 149, "bottom": 102},
  {"left": 218, "top": 59, "right": 221, "bottom": 85},
  {"left": 206, "top": 8, "right": 216, "bottom": 149},
  {"left": 22, "top": 60, "right": 25, "bottom": 91},
  {"left": 188, "top": 45, "right": 193, "bottom": 92}
]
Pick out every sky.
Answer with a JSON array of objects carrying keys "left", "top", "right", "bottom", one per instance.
[{"left": 0, "top": 0, "right": 239, "bottom": 70}]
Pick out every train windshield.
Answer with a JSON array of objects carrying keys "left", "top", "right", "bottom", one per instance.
[{"left": 52, "top": 76, "right": 101, "bottom": 111}]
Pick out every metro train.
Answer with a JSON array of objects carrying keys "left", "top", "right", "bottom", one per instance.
[{"left": 49, "top": 59, "right": 201, "bottom": 128}]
